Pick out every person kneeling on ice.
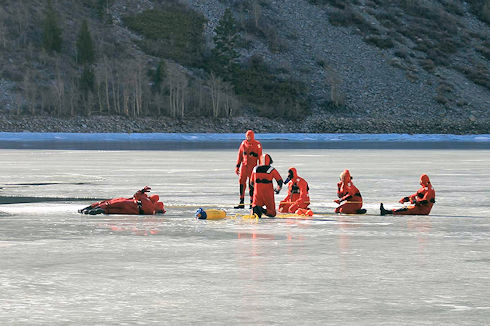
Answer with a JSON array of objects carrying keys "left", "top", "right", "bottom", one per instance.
[
  {"left": 334, "top": 169, "right": 366, "bottom": 214},
  {"left": 79, "top": 186, "right": 165, "bottom": 215},
  {"left": 279, "top": 167, "right": 310, "bottom": 214},
  {"left": 250, "top": 154, "right": 283, "bottom": 218},
  {"left": 380, "top": 174, "right": 435, "bottom": 216}
]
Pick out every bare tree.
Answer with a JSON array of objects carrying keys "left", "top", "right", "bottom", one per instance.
[
  {"left": 103, "top": 56, "right": 111, "bottom": 114},
  {"left": 207, "top": 72, "right": 224, "bottom": 118},
  {"left": 221, "top": 81, "right": 237, "bottom": 117},
  {"left": 112, "top": 61, "right": 121, "bottom": 114},
  {"left": 135, "top": 60, "right": 143, "bottom": 116},
  {"left": 96, "top": 78, "right": 103, "bottom": 114},
  {"left": 0, "top": 19, "right": 7, "bottom": 49},
  {"left": 14, "top": 93, "right": 23, "bottom": 115},
  {"left": 166, "top": 65, "right": 188, "bottom": 118},
  {"left": 52, "top": 67, "right": 65, "bottom": 116},
  {"left": 13, "top": 2, "right": 30, "bottom": 47},
  {"left": 198, "top": 82, "right": 205, "bottom": 115},
  {"left": 324, "top": 64, "right": 345, "bottom": 107},
  {"left": 252, "top": 0, "right": 262, "bottom": 29},
  {"left": 121, "top": 65, "right": 130, "bottom": 116},
  {"left": 23, "top": 69, "right": 36, "bottom": 115},
  {"left": 179, "top": 74, "right": 187, "bottom": 119},
  {"left": 67, "top": 77, "right": 77, "bottom": 117}
]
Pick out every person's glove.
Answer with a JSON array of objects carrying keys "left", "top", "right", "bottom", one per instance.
[
  {"left": 399, "top": 196, "right": 409, "bottom": 204},
  {"left": 334, "top": 199, "right": 341, "bottom": 204},
  {"left": 140, "top": 186, "right": 151, "bottom": 193},
  {"left": 337, "top": 182, "right": 342, "bottom": 191},
  {"left": 274, "top": 186, "right": 281, "bottom": 194}
]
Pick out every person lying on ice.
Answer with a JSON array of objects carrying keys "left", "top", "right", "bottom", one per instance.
[
  {"left": 235, "top": 130, "right": 263, "bottom": 209},
  {"left": 278, "top": 167, "right": 310, "bottom": 214},
  {"left": 334, "top": 169, "right": 366, "bottom": 214},
  {"left": 79, "top": 186, "right": 165, "bottom": 215},
  {"left": 380, "top": 174, "right": 435, "bottom": 216},
  {"left": 250, "top": 154, "right": 283, "bottom": 218}
]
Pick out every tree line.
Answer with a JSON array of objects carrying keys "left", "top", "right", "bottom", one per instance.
[{"left": 12, "top": 2, "right": 241, "bottom": 119}]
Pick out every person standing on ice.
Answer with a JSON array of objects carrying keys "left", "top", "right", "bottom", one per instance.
[
  {"left": 79, "top": 186, "right": 165, "bottom": 215},
  {"left": 250, "top": 154, "right": 283, "bottom": 218},
  {"left": 334, "top": 169, "right": 366, "bottom": 214},
  {"left": 380, "top": 174, "right": 435, "bottom": 216},
  {"left": 235, "top": 130, "right": 262, "bottom": 209},
  {"left": 278, "top": 167, "right": 310, "bottom": 213}
]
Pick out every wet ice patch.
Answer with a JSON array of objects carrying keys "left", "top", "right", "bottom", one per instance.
[{"left": 0, "top": 203, "right": 81, "bottom": 215}]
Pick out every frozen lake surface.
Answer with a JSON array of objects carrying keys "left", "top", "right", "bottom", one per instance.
[{"left": 0, "top": 148, "right": 489, "bottom": 325}]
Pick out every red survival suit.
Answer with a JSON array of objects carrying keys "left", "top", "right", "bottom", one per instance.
[
  {"left": 79, "top": 186, "right": 165, "bottom": 215},
  {"left": 250, "top": 154, "right": 283, "bottom": 218},
  {"left": 235, "top": 130, "right": 263, "bottom": 208},
  {"left": 279, "top": 167, "right": 310, "bottom": 213},
  {"left": 382, "top": 174, "right": 435, "bottom": 216},
  {"left": 334, "top": 169, "right": 364, "bottom": 214}
]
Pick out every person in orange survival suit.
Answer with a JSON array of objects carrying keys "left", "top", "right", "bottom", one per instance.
[
  {"left": 79, "top": 186, "right": 165, "bottom": 215},
  {"left": 250, "top": 154, "right": 283, "bottom": 218},
  {"left": 278, "top": 167, "right": 310, "bottom": 213},
  {"left": 334, "top": 169, "right": 366, "bottom": 214},
  {"left": 380, "top": 174, "right": 435, "bottom": 216},
  {"left": 235, "top": 130, "right": 263, "bottom": 209}
]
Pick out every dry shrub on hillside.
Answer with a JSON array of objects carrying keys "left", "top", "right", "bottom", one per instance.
[
  {"left": 435, "top": 81, "right": 454, "bottom": 106},
  {"left": 467, "top": 0, "right": 490, "bottom": 25},
  {"left": 308, "top": 0, "right": 355, "bottom": 9},
  {"left": 476, "top": 41, "right": 490, "bottom": 60},
  {"left": 328, "top": 6, "right": 366, "bottom": 28},
  {"left": 443, "top": 0, "right": 465, "bottom": 16},
  {"left": 364, "top": 35, "right": 394, "bottom": 49},
  {"left": 420, "top": 58, "right": 436, "bottom": 72},
  {"left": 456, "top": 64, "right": 490, "bottom": 90}
]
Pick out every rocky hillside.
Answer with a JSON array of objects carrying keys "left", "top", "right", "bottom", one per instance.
[{"left": 0, "top": 0, "right": 489, "bottom": 133}]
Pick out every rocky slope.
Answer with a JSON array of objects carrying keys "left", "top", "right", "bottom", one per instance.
[{"left": 0, "top": 0, "right": 488, "bottom": 133}]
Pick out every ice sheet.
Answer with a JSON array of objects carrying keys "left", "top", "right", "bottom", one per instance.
[{"left": 0, "top": 149, "right": 489, "bottom": 325}]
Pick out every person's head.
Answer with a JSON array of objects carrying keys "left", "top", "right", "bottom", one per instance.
[
  {"left": 150, "top": 194, "right": 159, "bottom": 203},
  {"left": 155, "top": 201, "right": 164, "bottom": 213},
  {"left": 245, "top": 130, "right": 255, "bottom": 141},
  {"left": 339, "top": 169, "right": 352, "bottom": 183},
  {"left": 420, "top": 174, "right": 430, "bottom": 187},
  {"left": 284, "top": 167, "right": 297, "bottom": 184},
  {"left": 261, "top": 153, "right": 273, "bottom": 165}
]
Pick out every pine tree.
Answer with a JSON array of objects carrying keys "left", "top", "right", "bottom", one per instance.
[
  {"left": 211, "top": 8, "right": 239, "bottom": 77},
  {"left": 76, "top": 20, "right": 95, "bottom": 65},
  {"left": 42, "top": 0, "right": 62, "bottom": 53},
  {"left": 151, "top": 60, "right": 166, "bottom": 93},
  {"left": 79, "top": 65, "right": 95, "bottom": 95}
]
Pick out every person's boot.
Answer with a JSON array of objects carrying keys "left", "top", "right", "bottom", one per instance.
[
  {"left": 78, "top": 206, "right": 91, "bottom": 214},
  {"left": 234, "top": 198, "right": 245, "bottom": 209},
  {"left": 249, "top": 186, "right": 254, "bottom": 209},
  {"left": 252, "top": 206, "right": 263, "bottom": 218},
  {"left": 380, "top": 203, "right": 390, "bottom": 216},
  {"left": 87, "top": 207, "right": 104, "bottom": 215}
]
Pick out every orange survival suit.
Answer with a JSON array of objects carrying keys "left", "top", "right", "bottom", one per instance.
[
  {"left": 334, "top": 169, "right": 365, "bottom": 214},
  {"left": 79, "top": 186, "right": 165, "bottom": 215},
  {"left": 279, "top": 167, "right": 310, "bottom": 213},
  {"left": 381, "top": 174, "right": 435, "bottom": 216},
  {"left": 235, "top": 130, "right": 263, "bottom": 208},
  {"left": 250, "top": 154, "right": 283, "bottom": 218}
]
